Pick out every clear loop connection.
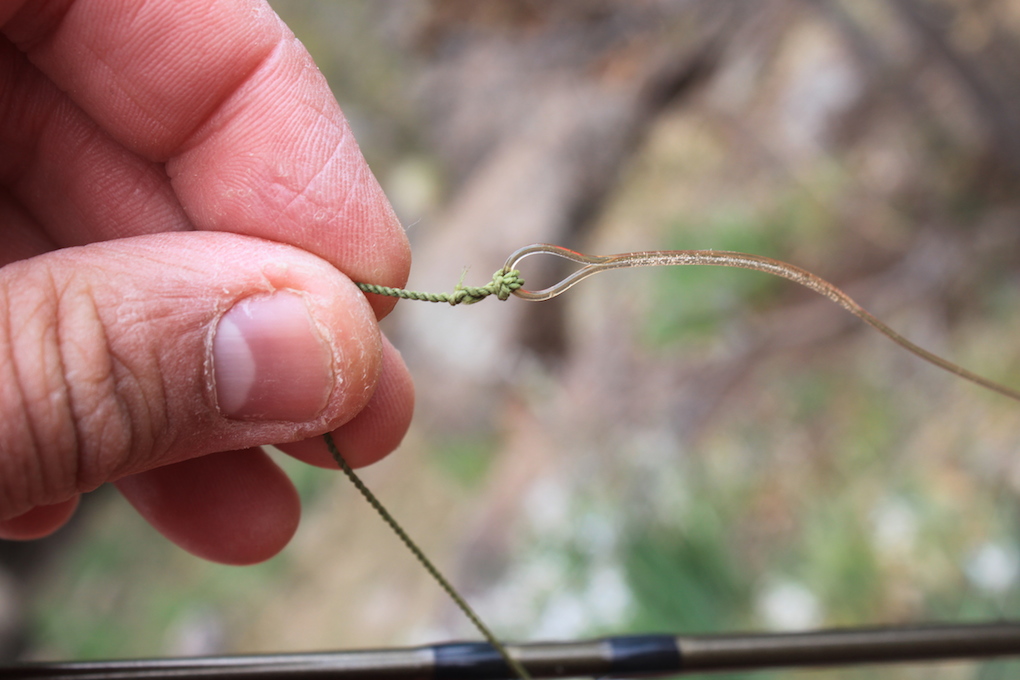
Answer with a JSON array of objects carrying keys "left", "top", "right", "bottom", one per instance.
[
  {"left": 503, "top": 243, "right": 1020, "bottom": 403},
  {"left": 504, "top": 243, "right": 828, "bottom": 302},
  {"left": 503, "top": 244, "right": 614, "bottom": 301}
]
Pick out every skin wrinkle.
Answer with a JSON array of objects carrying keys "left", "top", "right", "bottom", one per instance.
[
  {"left": 29, "top": 270, "right": 69, "bottom": 504},
  {"left": 73, "top": 306, "right": 138, "bottom": 491},
  {"left": 3, "top": 268, "right": 70, "bottom": 516},
  {"left": 329, "top": 156, "right": 391, "bottom": 268},
  {"left": 180, "top": 34, "right": 346, "bottom": 224},
  {"left": 56, "top": 262, "right": 181, "bottom": 490},
  {"left": 95, "top": 281, "right": 194, "bottom": 476},
  {"left": 50, "top": 270, "right": 96, "bottom": 499},
  {"left": 93, "top": 161, "right": 180, "bottom": 240},
  {"left": 266, "top": 131, "right": 350, "bottom": 240},
  {"left": 0, "top": 285, "right": 30, "bottom": 513},
  {"left": 72, "top": 7, "right": 175, "bottom": 146},
  {"left": 103, "top": 348, "right": 157, "bottom": 482},
  {"left": 107, "top": 316, "right": 194, "bottom": 478},
  {"left": 167, "top": 33, "right": 377, "bottom": 266},
  {"left": 10, "top": 1, "right": 284, "bottom": 162},
  {"left": 75, "top": 141, "right": 185, "bottom": 240},
  {"left": 147, "top": 326, "right": 182, "bottom": 463},
  {"left": 144, "top": 7, "right": 287, "bottom": 161},
  {"left": 44, "top": 264, "right": 136, "bottom": 496}
]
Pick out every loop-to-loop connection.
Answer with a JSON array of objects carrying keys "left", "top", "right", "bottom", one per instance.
[
  {"left": 356, "top": 242, "right": 1020, "bottom": 403},
  {"left": 502, "top": 243, "right": 844, "bottom": 301},
  {"left": 502, "top": 243, "right": 1020, "bottom": 402},
  {"left": 357, "top": 268, "right": 524, "bottom": 306}
]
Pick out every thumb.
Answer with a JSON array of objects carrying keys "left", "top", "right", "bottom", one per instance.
[{"left": 0, "top": 231, "right": 382, "bottom": 523}]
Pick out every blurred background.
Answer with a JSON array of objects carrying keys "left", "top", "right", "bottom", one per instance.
[{"left": 3, "top": 1, "right": 1020, "bottom": 678}]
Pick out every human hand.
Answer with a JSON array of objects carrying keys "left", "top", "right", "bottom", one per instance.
[{"left": 0, "top": 0, "right": 414, "bottom": 564}]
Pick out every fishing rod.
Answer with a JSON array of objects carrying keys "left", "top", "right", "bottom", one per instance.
[
  {"left": 14, "top": 244, "right": 1014, "bottom": 680},
  {"left": 4, "top": 622, "right": 1020, "bottom": 680}
]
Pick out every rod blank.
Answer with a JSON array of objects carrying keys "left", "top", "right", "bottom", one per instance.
[{"left": 4, "top": 622, "right": 1019, "bottom": 680}]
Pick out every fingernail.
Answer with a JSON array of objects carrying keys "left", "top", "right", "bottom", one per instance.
[{"left": 213, "top": 292, "right": 334, "bottom": 421}]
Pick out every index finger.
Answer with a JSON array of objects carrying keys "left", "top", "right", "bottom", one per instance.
[{"left": 4, "top": 0, "right": 409, "bottom": 314}]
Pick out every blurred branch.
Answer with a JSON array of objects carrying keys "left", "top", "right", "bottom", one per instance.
[{"left": 889, "top": 0, "right": 1020, "bottom": 179}]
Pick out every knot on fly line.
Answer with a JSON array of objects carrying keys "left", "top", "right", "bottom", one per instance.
[{"left": 357, "top": 267, "right": 524, "bottom": 305}]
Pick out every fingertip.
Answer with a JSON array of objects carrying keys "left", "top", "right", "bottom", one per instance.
[
  {"left": 116, "top": 448, "right": 300, "bottom": 565},
  {"left": 0, "top": 496, "right": 80, "bottom": 540}
]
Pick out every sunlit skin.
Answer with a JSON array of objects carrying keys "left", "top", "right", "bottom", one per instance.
[{"left": 0, "top": 0, "right": 415, "bottom": 565}]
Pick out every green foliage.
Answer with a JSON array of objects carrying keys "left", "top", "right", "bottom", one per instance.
[
  {"left": 622, "top": 516, "right": 751, "bottom": 634},
  {"left": 29, "top": 499, "right": 289, "bottom": 660},
  {"left": 428, "top": 435, "right": 496, "bottom": 489},
  {"left": 268, "top": 446, "right": 333, "bottom": 502},
  {"left": 644, "top": 211, "right": 785, "bottom": 345}
]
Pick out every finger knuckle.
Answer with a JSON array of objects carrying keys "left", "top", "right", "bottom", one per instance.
[{"left": 0, "top": 266, "right": 162, "bottom": 517}]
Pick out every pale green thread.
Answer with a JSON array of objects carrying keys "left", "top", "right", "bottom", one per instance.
[
  {"left": 323, "top": 432, "right": 531, "bottom": 680},
  {"left": 357, "top": 268, "right": 524, "bottom": 305}
]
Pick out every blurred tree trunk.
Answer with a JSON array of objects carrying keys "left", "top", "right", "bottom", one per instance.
[{"left": 395, "top": 0, "right": 738, "bottom": 431}]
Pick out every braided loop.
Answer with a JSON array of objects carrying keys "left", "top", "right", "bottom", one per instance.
[{"left": 357, "top": 268, "right": 523, "bottom": 305}]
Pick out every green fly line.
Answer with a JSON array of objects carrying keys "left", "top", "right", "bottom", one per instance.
[
  {"left": 331, "top": 242, "right": 1020, "bottom": 680},
  {"left": 323, "top": 433, "right": 531, "bottom": 680}
]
